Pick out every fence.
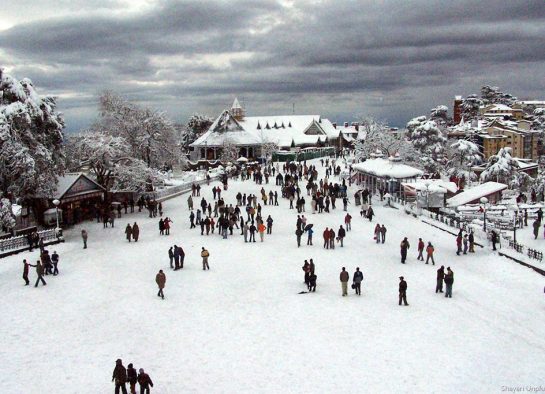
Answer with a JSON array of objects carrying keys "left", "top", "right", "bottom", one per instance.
[
  {"left": 143, "top": 175, "right": 220, "bottom": 202},
  {"left": 0, "top": 228, "right": 61, "bottom": 254}
]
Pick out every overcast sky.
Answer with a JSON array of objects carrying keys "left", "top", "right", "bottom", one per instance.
[{"left": 1, "top": 0, "right": 545, "bottom": 132}]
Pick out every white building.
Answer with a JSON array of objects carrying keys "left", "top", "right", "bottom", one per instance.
[{"left": 189, "top": 99, "right": 341, "bottom": 160}]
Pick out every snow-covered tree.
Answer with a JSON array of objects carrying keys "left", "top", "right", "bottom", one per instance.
[
  {"left": 460, "top": 94, "right": 482, "bottom": 122},
  {"left": 68, "top": 130, "right": 157, "bottom": 195},
  {"left": 99, "top": 91, "right": 178, "bottom": 169},
  {"left": 0, "top": 70, "right": 65, "bottom": 200},
  {"left": 355, "top": 117, "right": 401, "bottom": 159},
  {"left": 480, "top": 147, "right": 519, "bottom": 184},
  {"left": 446, "top": 139, "right": 482, "bottom": 185},
  {"left": 406, "top": 116, "right": 446, "bottom": 172},
  {"left": 0, "top": 196, "right": 16, "bottom": 231},
  {"left": 112, "top": 160, "right": 161, "bottom": 194},
  {"left": 480, "top": 85, "right": 517, "bottom": 106},
  {"left": 430, "top": 105, "right": 449, "bottom": 127},
  {"left": 182, "top": 114, "right": 213, "bottom": 147},
  {"left": 219, "top": 140, "right": 239, "bottom": 163},
  {"left": 510, "top": 172, "right": 533, "bottom": 192}
]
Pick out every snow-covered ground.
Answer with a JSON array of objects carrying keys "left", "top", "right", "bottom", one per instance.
[{"left": 1, "top": 159, "right": 544, "bottom": 393}]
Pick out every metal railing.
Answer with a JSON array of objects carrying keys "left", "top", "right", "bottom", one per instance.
[{"left": 0, "top": 228, "right": 60, "bottom": 252}]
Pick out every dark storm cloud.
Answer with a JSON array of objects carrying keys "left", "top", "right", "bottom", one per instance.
[{"left": 1, "top": 0, "right": 545, "bottom": 131}]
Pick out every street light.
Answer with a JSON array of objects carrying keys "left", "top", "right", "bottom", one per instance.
[
  {"left": 513, "top": 204, "right": 518, "bottom": 242},
  {"left": 480, "top": 197, "right": 489, "bottom": 232},
  {"left": 423, "top": 180, "right": 431, "bottom": 213},
  {"left": 52, "top": 199, "right": 61, "bottom": 236}
]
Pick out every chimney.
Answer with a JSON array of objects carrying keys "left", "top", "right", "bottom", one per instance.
[{"left": 344, "top": 122, "right": 349, "bottom": 127}]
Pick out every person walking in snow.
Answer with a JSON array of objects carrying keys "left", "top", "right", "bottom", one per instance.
[
  {"left": 156, "top": 270, "right": 166, "bottom": 299},
  {"left": 81, "top": 229, "right": 88, "bottom": 249},
  {"left": 400, "top": 237, "right": 410, "bottom": 264},
  {"left": 533, "top": 219, "right": 540, "bottom": 239},
  {"left": 158, "top": 218, "right": 165, "bottom": 236},
  {"left": 302, "top": 260, "right": 310, "bottom": 288},
  {"left": 30, "top": 260, "right": 47, "bottom": 287},
  {"left": 340, "top": 267, "right": 349, "bottom": 296},
  {"left": 125, "top": 223, "right": 133, "bottom": 242},
  {"left": 367, "top": 206, "right": 374, "bottom": 222},
  {"left": 168, "top": 247, "right": 174, "bottom": 269},
  {"left": 308, "top": 271, "right": 317, "bottom": 292},
  {"left": 112, "top": 359, "right": 128, "bottom": 394},
  {"left": 258, "top": 222, "right": 266, "bottom": 242},
  {"left": 329, "top": 228, "right": 336, "bottom": 249},
  {"left": 491, "top": 230, "right": 498, "bottom": 251},
  {"left": 338, "top": 225, "right": 346, "bottom": 247},
  {"left": 444, "top": 267, "right": 454, "bottom": 298},
  {"left": 266, "top": 215, "right": 273, "bottom": 234},
  {"left": 51, "top": 251, "right": 59, "bottom": 275},
  {"left": 380, "top": 224, "right": 387, "bottom": 244},
  {"left": 307, "top": 227, "right": 314, "bottom": 245},
  {"left": 295, "top": 228, "right": 303, "bottom": 247},
  {"left": 189, "top": 211, "right": 196, "bottom": 229},
  {"left": 178, "top": 245, "right": 185, "bottom": 269},
  {"left": 132, "top": 222, "right": 139, "bottom": 242},
  {"left": 163, "top": 217, "right": 172, "bottom": 235},
  {"left": 417, "top": 238, "right": 425, "bottom": 261},
  {"left": 137, "top": 368, "right": 154, "bottom": 394},
  {"left": 425, "top": 242, "right": 435, "bottom": 265},
  {"left": 456, "top": 231, "right": 463, "bottom": 255},
  {"left": 353, "top": 267, "right": 363, "bottom": 295},
  {"left": 249, "top": 223, "right": 257, "bottom": 242},
  {"left": 463, "top": 234, "right": 468, "bottom": 254},
  {"left": 344, "top": 213, "right": 352, "bottom": 231},
  {"left": 201, "top": 247, "right": 210, "bottom": 270},
  {"left": 374, "top": 223, "right": 381, "bottom": 243},
  {"left": 323, "top": 227, "right": 330, "bottom": 249},
  {"left": 187, "top": 195, "right": 194, "bottom": 210},
  {"left": 398, "top": 276, "right": 408, "bottom": 306},
  {"left": 22, "top": 259, "right": 30, "bottom": 285},
  {"left": 468, "top": 230, "right": 475, "bottom": 252},
  {"left": 436, "top": 265, "right": 445, "bottom": 293},
  {"left": 127, "top": 363, "right": 137, "bottom": 394}
]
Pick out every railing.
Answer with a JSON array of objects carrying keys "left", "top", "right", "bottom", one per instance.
[
  {"left": 0, "top": 228, "right": 60, "bottom": 253},
  {"left": 143, "top": 175, "right": 220, "bottom": 201}
]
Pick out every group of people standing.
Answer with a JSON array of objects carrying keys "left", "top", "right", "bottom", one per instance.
[{"left": 112, "top": 359, "right": 154, "bottom": 394}]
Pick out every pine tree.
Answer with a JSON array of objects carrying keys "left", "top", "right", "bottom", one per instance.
[
  {"left": 0, "top": 70, "right": 65, "bottom": 200},
  {"left": 480, "top": 147, "right": 519, "bottom": 184}
]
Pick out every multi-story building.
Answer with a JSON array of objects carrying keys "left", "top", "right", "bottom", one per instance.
[{"left": 478, "top": 119, "right": 539, "bottom": 160}]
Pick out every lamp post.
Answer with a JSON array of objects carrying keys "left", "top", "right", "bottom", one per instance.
[
  {"left": 480, "top": 197, "right": 489, "bottom": 232},
  {"left": 513, "top": 204, "right": 518, "bottom": 243},
  {"left": 423, "top": 180, "right": 431, "bottom": 213},
  {"left": 52, "top": 199, "right": 61, "bottom": 236}
]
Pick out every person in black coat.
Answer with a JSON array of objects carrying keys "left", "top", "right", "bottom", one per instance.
[
  {"left": 436, "top": 266, "right": 445, "bottom": 293},
  {"left": 353, "top": 267, "right": 363, "bottom": 295},
  {"left": 127, "top": 363, "right": 137, "bottom": 394},
  {"left": 337, "top": 225, "right": 346, "bottom": 247},
  {"left": 168, "top": 247, "right": 174, "bottom": 269},
  {"left": 399, "top": 276, "right": 408, "bottom": 306},
  {"left": 308, "top": 273, "right": 317, "bottom": 292},
  {"left": 112, "top": 359, "right": 128, "bottom": 394},
  {"left": 266, "top": 215, "right": 274, "bottom": 234},
  {"left": 491, "top": 230, "right": 498, "bottom": 251}
]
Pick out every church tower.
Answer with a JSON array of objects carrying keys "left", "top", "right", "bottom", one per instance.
[{"left": 230, "top": 97, "right": 245, "bottom": 121}]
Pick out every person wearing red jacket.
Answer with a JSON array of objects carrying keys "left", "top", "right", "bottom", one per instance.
[
  {"left": 417, "top": 238, "right": 425, "bottom": 261},
  {"left": 323, "top": 227, "right": 330, "bottom": 249}
]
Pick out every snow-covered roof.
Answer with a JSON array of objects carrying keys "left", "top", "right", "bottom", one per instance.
[
  {"left": 513, "top": 158, "right": 538, "bottom": 170},
  {"left": 402, "top": 180, "right": 459, "bottom": 194},
  {"left": 447, "top": 182, "right": 507, "bottom": 207},
  {"left": 484, "top": 104, "right": 514, "bottom": 112},
  {"left": 191, "top": 110, "right": 339, "bottom": 148},
  {"left": 353, "top": 158, "right": 423, "bottom": 179},
  {"left": 52, "top": 173, "right": 105, "bottom": 200}
]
